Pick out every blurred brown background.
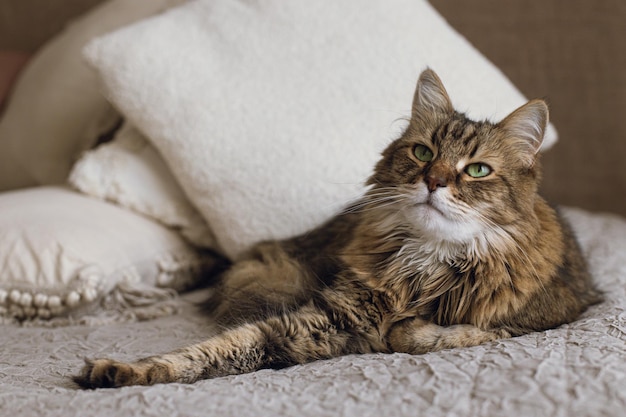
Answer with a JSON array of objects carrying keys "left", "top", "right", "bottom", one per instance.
[
  {"left": 0, "top": 0, "right": 103, "bottom": 50},
  {"left": 1, "top": 0, "right": 625, "bottom": 216}
]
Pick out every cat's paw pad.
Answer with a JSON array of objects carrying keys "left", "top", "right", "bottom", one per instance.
[{"left": 73, "top": 358, "right": 140, "bottom": 389}]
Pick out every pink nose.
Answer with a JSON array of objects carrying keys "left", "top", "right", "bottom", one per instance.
[{"left": 425, "top": 174, "right": 447, "bottom": 192}]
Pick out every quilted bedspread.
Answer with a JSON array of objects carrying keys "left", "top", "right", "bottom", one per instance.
[{"left": 2, "top": 207, "right": 625, "bottom": 417}]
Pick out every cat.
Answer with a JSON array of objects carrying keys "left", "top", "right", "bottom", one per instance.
[{"left": 74, "top": 68, "right": 601, "bottom": 388}]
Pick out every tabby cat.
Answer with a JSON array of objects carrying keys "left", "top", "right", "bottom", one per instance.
[{"left": 75, "top": 68, "right": 600, "bottom": 388}]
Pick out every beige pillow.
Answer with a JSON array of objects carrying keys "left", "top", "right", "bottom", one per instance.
[
  {"left": 0, "top": 0, "right": 186, "bottom": 191},
  {"left": 69, "top": 122, "right": 217, "bottom": 249},
  {"left": 0, "top": 186, "right": 220, "bottom": 323}
]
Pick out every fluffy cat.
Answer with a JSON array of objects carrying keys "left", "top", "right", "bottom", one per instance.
[{"left": 75, "top": 68, "right": 600, "bottom": 388}]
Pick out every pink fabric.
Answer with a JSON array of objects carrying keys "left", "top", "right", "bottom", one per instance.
[{"left": 0, "top": 51, "right": 30, "bottom": 112}]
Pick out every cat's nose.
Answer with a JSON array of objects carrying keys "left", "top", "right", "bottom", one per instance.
[{"left": 425, "top": 174, "right": 447, "bottom": 192}]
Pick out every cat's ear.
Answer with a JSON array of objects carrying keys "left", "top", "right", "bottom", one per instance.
[
  {"left": 411, "top": 68, "right": 454, "bottom": 123},
  {"left": 499, "top": 99, "right": 549, "bottom": 167}
]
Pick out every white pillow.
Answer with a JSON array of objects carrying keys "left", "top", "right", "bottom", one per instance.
[
  {"left": 0, "top": 0, "right": 186, "bottom": 191},
  {"left": 85, "top": 0, "right": 559, "bottom": 259},
  {"left": 0, "top": 186, "right": 220, "bottom": 323},
  {"left": 69, "top": 122, "right": 217, "bottom": 249}
]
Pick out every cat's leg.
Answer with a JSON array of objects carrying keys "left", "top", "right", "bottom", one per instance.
[
  {"left": 387, "top": 317, "right": 510, "bottom": 354},
  {"left": 74, "top": 305, "right": 361, "bottom": 389},
  {"left": 211, "top": 242, "right": 315, "bottom": 324}
]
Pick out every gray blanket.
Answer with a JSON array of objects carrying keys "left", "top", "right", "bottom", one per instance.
[{"left": 2, "top": 207, "right": 625, "bottom": 417}]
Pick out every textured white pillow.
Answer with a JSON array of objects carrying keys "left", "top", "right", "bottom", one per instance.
[
  {"left": 0, "top": 0, "right": 186, "bottom": 191},
  {"left": 85, "top": 0, "right": 559, "bottom": 259},
  {"left": 0, "top": 186, "right": 219, "bottom": 323},
  {"left": 69, "top": 122, "right": 217, "bottom": 249}
]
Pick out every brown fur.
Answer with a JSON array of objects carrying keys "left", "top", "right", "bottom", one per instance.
[{"left": 74, "top": 69, "right": 601, "bottom": 389}]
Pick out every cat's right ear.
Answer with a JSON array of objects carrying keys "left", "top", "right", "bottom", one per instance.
[
  {"left": 411, "top": 68, "right": 454, "bottom": 124},
  {"left": 498, "top": 99, "right": 549, "bottom": 167}
]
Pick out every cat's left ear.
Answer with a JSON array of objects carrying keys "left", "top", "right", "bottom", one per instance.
[{"left": 499, "top": 99, "right": 549, "bottom": 167}]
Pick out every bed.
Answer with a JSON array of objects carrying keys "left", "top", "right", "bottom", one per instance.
[
  {"left": 1, "top": 1, "right": 624, "bottom": 416},
  {"left": 2, "top": 207, "right": 626, "bottom": 417}
]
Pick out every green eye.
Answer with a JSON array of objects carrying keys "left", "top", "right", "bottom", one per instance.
[
  {"left": 414, "top": 144, "right": 434, "bottom": 162},
  {"left": 465, "top": 163, "right": 492, "bottom": 178}
]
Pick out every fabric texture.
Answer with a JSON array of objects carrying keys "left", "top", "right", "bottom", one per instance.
[
  {"left": 0, "top": 0, "right": 185, "bottom": 191},
  {"left": 0, "top": 207, "right": 624, "bottom": 417},
  {"left": 69, "top": 122, "right": 216, "bottom": 249},
  {"left": 84, "top": 0, "right": 558, "bottom": 259},
  {"left": 0, "top": 186, "right": 217, "bottom": 323}
]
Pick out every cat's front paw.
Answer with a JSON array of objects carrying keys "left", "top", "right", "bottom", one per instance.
[
  {"left": 73, "top": 358, "right": 143, "bottom": 389},
  {"left": 489, "top": 328, "right": 512, "bottom": 339}
]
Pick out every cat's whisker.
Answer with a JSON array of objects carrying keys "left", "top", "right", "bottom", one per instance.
[
  {"left": 342, "top": 189, "right": 411, "bottom": 214},
  {"left": 355, "top": 199, "right": 410, "bottom": 214},
  {"left": 364, "top": 187, "right": 406, "bottom": 199},
  {"left": 343, "top": 199, "right": 401, "bottom": 214}
]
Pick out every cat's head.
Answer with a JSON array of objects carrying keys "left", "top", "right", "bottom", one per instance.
[{"left": 367, "top": 68, "right": 549, "bottom": 246}]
